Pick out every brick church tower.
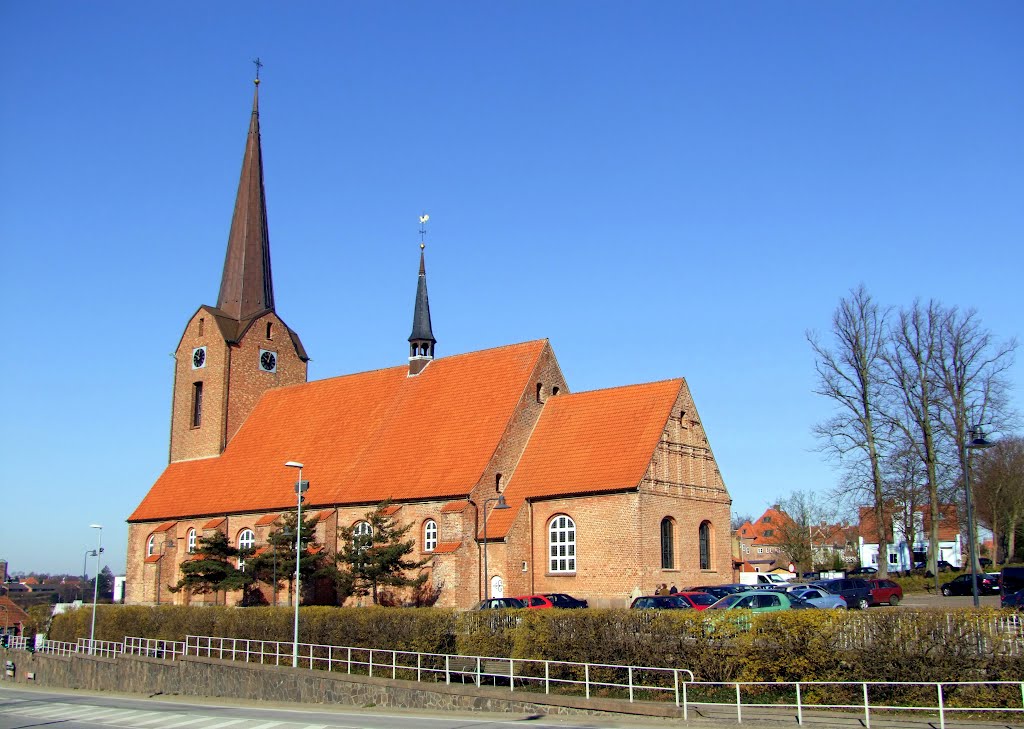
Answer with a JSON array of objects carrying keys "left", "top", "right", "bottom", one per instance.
[{"left": 168, "top": 78, "right": 308, "bottom": 463}]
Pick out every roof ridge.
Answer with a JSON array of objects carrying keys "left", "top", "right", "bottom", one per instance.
[{"left": 557, "top": 377, "right": 684, "bottom": 398}]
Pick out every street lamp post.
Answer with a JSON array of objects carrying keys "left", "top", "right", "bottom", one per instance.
[
  {"left": 482, "top": 495, "right": 510, "bottom": 600},
  {"left": 285, "top": 461, "right": 308, "bottom": 668},
  {"left": 964, "top": 426, "right": 995, "bottom": 608},
  {"left": 88, "top": 524, "right": 103, "bottom": 654}
]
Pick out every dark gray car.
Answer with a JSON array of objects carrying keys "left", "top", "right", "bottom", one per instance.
[{"left": 813, "top": 578, "right": 872, "bottom": 609}]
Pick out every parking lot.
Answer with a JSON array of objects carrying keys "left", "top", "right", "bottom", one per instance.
[{"left": 893, "top": 592, "right": 1001, "bottom": 609}]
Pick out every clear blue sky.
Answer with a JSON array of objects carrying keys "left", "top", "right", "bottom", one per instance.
[{"left": 1, "top": 3, "right": 1021, "bottom": 578}]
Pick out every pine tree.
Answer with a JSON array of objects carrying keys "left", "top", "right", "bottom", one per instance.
[
  {"left": 169, "top": 531, "right": 252, "bottom": 604},
  {"left": 336, "top": 501, "right": 431, "bottom": 604},
  {"left": 248, "top": 512, "right": 330, "bottom": 606}
]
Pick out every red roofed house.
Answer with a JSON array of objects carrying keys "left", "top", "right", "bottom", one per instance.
[
  {"left": 857, "top": 504, "right": 962, "bottom": 572},
  {"left": 126, "top": 80, "right": 733, "bottom": 609}
]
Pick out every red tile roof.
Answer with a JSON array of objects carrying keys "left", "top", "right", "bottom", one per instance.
[
  {"left": 486, "top": 379, "right": 683, "bottom": 538},
  {"left": 255, "top": 513, "right": 281, "bottom": 526},
  {"left": 0, "top": 596, "right": 29, "bottom": 625},
  {"left": 131, "top": 341, "right": 548, "bottom": 522},
  {"left": 431, "top": 541, "right": 462, "bottom": 554},
  {"left": 144, "top": 554, "right": 162, "bottom": 564},
  {"left": 153, "top": 521, "right": 177, "bottom": 533},
  {"left": 203, "top": 518, "right": 226, "bottom": 530},
  {"left": 441, "top": 500, "right": 469, "bottom": 513},
  {"left": 859, "top": 504, "right": 960, "bottom": 542}
]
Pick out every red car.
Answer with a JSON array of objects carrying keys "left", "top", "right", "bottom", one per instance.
[
  {"left": 866, "top": 578, "right": 903, "bottom": 606},
  {"left": 515, "top": 595, "right": 555, "bottom": 609},
  {"left": 674, "top": 591, "right": 718, "bottom": 610}
]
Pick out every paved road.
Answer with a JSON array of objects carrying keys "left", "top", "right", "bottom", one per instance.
[
  {"left": 892, "top": 592, "right": 1001, "bottom": 609},
  {"left": 2, "top": 684, "right": 1020, "bottom": 729}
]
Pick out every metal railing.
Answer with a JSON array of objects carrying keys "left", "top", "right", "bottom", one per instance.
[
  {"left": 7, "top": 634, "right": 1023, "bottom": 724},
  {"left": 184, "top": 635, "right": 693, "bottom": 703},
  {"left": 123, "top": 637, "right": 186, "bottom": 660},
  {"left": 682, "top": 680, "right": 1024, "bottom": 728}
]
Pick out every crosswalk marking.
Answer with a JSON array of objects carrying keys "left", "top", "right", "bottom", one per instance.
[
  {"left": 243, "top": 722, "right": 283, "bottom": 729},
  {"left": 198, "top": 719, "right": 246, "bottom": 729},
  {"left": 160, "top": 715, "right": 214, "bottom": 729},
  {"left": 76, "top": 708, "right": 127, "bottom": 720},
  {"left": 104, "top": 710, "right": 163, "bottom": 724},
  {"left": 134, "top": 713, "right": 186, "bottom": 726}
]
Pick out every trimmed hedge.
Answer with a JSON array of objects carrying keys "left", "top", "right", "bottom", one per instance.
[{"left": 49, "top": 605, "right": 1023, "bottom": 684}]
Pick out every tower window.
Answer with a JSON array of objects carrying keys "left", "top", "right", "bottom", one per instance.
[
  {"left": 266, "top": 322, "right": 273, "bottom": 339},
  {"left": 496, "top": 473, "right": 503, "bottom": 493},
  {"left": 191, "top": 382, "right": 203, "bottom": 428},
  {"left": 198, "top": 317, "right": 204, "bottom": 336},
  {"left": 536, "top": 382, "right": 543, "bottom": 403},
  {"left": 552, "top": 386, "right": 560, "bottom": 396}
]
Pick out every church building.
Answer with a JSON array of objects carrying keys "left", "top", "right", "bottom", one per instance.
[{"left": 126, "top": 80, "right": 733, "bottom": 608}]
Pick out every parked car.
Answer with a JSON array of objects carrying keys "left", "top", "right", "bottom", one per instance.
[
  {"left": 785, "top": 587, "right": 846, "bottom": 609},
  {"left": 847, "top": 566, "right": 877, "bottom": 576},
  {"left": 941, "top": 573, "right": 999, "bottom": 596},
  {"left": 542, "top": 592, "right": 588, "bottom": 609},
  {"left": 473, "top": 597, "right": 525, "bottom": 610},
  {"left": 866, "top": 578, "right": 904, "bottom": 606},
  {"left": 631, "top": 595, "right": 698, "bottom": 610},
  {"left": 516, "top": 595, "right": 555, "bottom": 609},
  {"left": 673, "top": 592, "right": 718, "bottom": 610},
  {"left": 707, "top": 590, "right": 815, "bottom": 613},
  {"left": 813, "top": 578, "right": 873, "bottom": 610},
  {"left": 1000, "top": 589, "right": 1024, "bottom": 610},
  {"left": 688, "top": 584, "right": 748, "bottom": 600},
  {"left": 1000, "top": 567, "right": 1024, "bottom": 596}
]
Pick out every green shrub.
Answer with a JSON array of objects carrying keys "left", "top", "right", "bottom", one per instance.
[{"left": 46, "top": 604, "right": 1024, "bottom": 684}]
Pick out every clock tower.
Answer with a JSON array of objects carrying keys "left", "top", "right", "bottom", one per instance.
[{"left": 168, "top": 78, "right": 308, "bottom": 464}]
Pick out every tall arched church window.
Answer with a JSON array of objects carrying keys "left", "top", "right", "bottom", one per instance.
[
  {"left": 660, "top": 517, "right": 675, "bottom": 569},
  {"left": 548, "top": 515, "right": 576, "bottom": 573},
  {"left": 354, "top": 521, "right": 373, "bottom": 549},
  {"left": 423, "top": 519, "right": 438, "bottom": 552},
  {"left": 699, "top": 521, "right": 712, "bottom": 570},
  {"left": 187, "top": 528, "right": 196, "bottom": 554},
  {"left": 238, "top": 528, "right": 255, "bottom": 571},
  {"left": 146, "top": 535, "right": 156, "bottom": 557}
]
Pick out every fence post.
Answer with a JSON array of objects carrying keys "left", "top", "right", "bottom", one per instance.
[
  {"left": 674, "top": 670, "right": 679, "bottom": 708},
  {"left": 392, "top": 650, "right": 397, "bottom": 680},
  {"left": 476, "top": 657, "right": 481, "bottom": 688},
  {"left": 862, "top": 682, "right": 870, "bottom": 729},
  {"left": 796, "top": 682, "right": 802, "bottom": 726},
  {"left": 628, "top": 666, "right": 634, "bottom": 703},
  {"left": 509, "top": 658, "right": 514, "bottom": 692},
  {"left": 736, "top": 683, "right": 742, "bottom": 724},
  {"left": 585, "top": 664, "right": 591, "bottom": 699},
  {"left": 545, "top": 660, "right": 550, "bottom": 695},
  {"left": 682, "top": 681, "right": 688, "bottom": 721},
  {"left": 937, "top": 682, "right": 944, "bottom": 729},
  {"left": 445, "top": 654, "right": 450, "bottom": 685},
  {"left": 417, "top": 652, "right": 422, "bottom": 683},
  {"left": 369, "top": 649, "right": 374, "bottom": 678},
  {"left": 347, "top": 646, "right": 352, "bottom": 675}
]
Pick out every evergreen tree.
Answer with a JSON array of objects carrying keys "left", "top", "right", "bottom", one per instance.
[
  {"left": 248, "top": 512, "right": 330, "bottom": 606},
  {"left": 169, "top": 531, "right": 252, "bottom": 603},
  {"left": 336, "top": 501, "right": 431, "bottom": 604}
]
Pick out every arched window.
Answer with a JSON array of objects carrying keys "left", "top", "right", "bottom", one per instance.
[
  {"left": 187, "top": 528, "right": 196, "bottom": 554},
  {"left": 146, "top": 535, "right": 157, "bottom": 556},
  {"left": 699, "top": 521, "right": 712, "bottom": 570},
  {"left": 354, "top": 521, "right": 373, "bottom": 549},
  {"left": 548, "top": 515, "right": 576, "bottom": 573},
  {"left": 423, "top": 519, "right": 438, "bottom": 552},
  {"left": 660, "top": 517, "right": 675, "bottom": 569},
  {"left": 237, "top": 528, "right": 255, "bottom": 571}
]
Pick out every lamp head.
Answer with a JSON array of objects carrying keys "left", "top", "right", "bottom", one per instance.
[
  {"left": 967, "top": 426, "right": 996, "bottom": 450},
  {"left": 285, "top": 461, "right": 304, "bottom": 469},
  {"left": 495, "top": 495, "right": 510, "bottom": 510},
  {"left": 89, "top": 524, "right": 103, "bottom": 530}
]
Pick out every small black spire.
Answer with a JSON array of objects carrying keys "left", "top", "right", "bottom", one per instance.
[{"left": 408, "top": 243, "right": 436, "bottom": 375}]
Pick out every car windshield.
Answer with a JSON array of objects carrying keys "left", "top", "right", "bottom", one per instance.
[
  {"left": 709, "top": 594, "right": 743, "bottom": 610},
  {"left": 687, "top": 593, "right": 717, "bottom": 606}
]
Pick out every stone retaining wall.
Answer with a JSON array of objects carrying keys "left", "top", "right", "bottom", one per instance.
[{"left": 0, "top": 648, "right": 679, "bottom": 720}]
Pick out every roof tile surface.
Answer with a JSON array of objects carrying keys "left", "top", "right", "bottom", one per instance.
[{"left": 131, "top": 341, "right": 547, "bottom": 521}]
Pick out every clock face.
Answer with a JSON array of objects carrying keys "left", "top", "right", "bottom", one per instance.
[
  {"left": 259, "top": 349, "right": 277, "bottom": 373},
  {"left": 192, "top": 347, "right": 206, "bottom": 369}
]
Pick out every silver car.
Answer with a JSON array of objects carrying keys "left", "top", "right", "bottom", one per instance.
[{"left": 788, "top": 587, "right": 847, "bottom": 609}]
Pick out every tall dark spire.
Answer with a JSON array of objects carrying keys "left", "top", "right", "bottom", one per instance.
[
  {"left": 408, "top": 242, "right": 436, "bottom": 375},
  {"left": 217, "top": 75, "right": 274, "bottom": 322}
]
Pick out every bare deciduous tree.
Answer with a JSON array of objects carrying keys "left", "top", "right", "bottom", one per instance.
[
  {"left": 934, "top": 307, "right": 1017, "bottom": 571},
  {"left": 973, "top": 436, "right": 1024, "bottom": 563},
  {"left": 808, "top": 285, "right": 892, "bottom": 577}
]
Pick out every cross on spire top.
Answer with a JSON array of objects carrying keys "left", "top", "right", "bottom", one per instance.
[{"left": 253, "top": 57, "right": 263, "bottom": 85}]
